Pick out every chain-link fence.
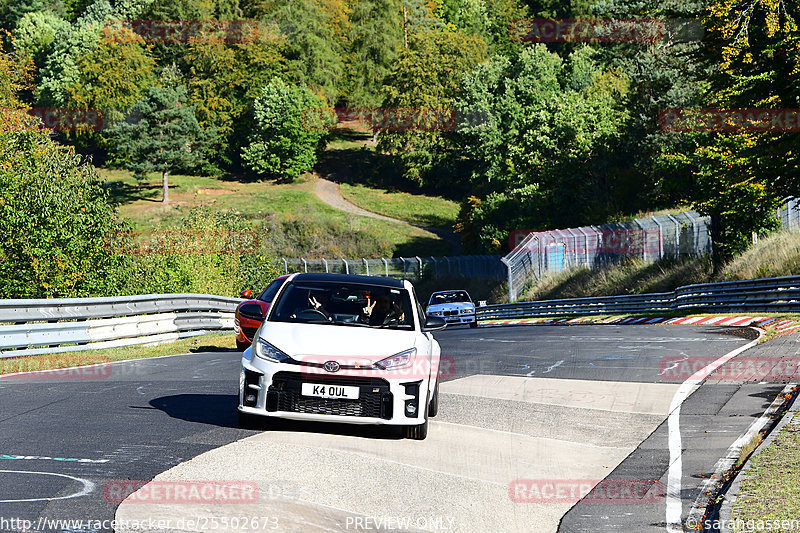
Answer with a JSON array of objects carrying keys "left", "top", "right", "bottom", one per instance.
[
  {"left": 779, "top": 197, "right": 800, "bottom": 231},
  {"left": 279, "top": 255, "right": 506, "bottom": 281},
  {"left": 502, "top": 211, "right": 712, "bottom": 302}
]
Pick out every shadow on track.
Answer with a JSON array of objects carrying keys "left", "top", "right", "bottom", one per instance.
[{"left": 149, "top": 394, "right": 404, "bottom": 440}]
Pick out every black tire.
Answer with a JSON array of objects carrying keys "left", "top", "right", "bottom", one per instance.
[
  {"left": 405, "top": 419, "right": 428, "bottom": 440},
  {"left": 236, "top": 340, "right": 249, "bottom": 351},
  {"left": 469, "top": 320, "right": 478, "bottom": 328},
  {"left": 428, "top": 379, "right": 439, "bottom": 418}
]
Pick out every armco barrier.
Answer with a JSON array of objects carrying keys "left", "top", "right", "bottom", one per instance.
[
  {"left": 477, "top": 275, "right": 800, "bottom": 320},
  {"left": 0, "top": 294, "right": 240, "bottom": 358}
]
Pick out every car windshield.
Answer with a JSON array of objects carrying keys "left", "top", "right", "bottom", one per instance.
[
  {"left": 269, "top": 281, "right": 414, "bottom": 330},
  {"left": 429, "top": 291, "right": 471, "bottom": 305}
]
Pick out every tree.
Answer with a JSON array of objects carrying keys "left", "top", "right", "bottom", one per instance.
[
  {"left": 240, "top": 78, "right": 331, "bottom": 181},
  {"left": 271, "top": 0, "right": 349, "bottom": 104},
  {"left": 183, "top": 27, "right": 286, "bottom": 169},
  {"left": 111, "top": 84, "right": 211, "bottom": 202},
  {"left": 454, "top": 45, "right": 630, "bottom": 252},
  {"left": 65, "top": 26, "right": 156, "bottom": 126},
  {"left": 378, "top": 27, "right": 487, "bottom": 186},
  {"left": 0, "top": 128, "right": 128, "bottom": 298},
  {"left": 347, "top": 0, "right": 402, "bottom": 108}
]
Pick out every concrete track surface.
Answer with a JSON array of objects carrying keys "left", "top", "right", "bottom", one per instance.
[{"left": 0, "top": 324, "right": 790, "bottom": 533}]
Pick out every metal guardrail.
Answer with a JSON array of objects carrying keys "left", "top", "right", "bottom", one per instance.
[
  {"left": 477, "top": 275, "right": 800, "bottom": 320},
  {"left": 0, "top": 294, "right": 240, "bottom": 358}
]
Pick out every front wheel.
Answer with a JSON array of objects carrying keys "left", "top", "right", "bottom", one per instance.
[
  {"left": 469, "top": 320, "right": 478, "bottom": 328},
  {"left": 236, "top": 340, "right": 249, "bottom": 351},
  {"left": 405, "top": 419, "right": 428, "bottom": 440}
]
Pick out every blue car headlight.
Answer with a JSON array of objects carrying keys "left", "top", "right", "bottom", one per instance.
[
  {"left": 255, "top": 339, "right": 290, "bottom": 362},
  {"left": 374, "top": 348, "right": 416, "bottom": 371}
]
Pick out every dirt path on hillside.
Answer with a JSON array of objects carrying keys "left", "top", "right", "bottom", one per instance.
[{"left": 314, "top": 176, "right": 463, "bottom": 254}]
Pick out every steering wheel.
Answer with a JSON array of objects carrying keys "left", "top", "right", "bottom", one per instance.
[{"left": 295, "top": 308, "right": 330, "bottom": 321}]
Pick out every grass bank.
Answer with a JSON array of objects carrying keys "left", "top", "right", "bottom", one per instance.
[
  {"left": 520, "top": 230, "right": 800, "bottom": 302},
  {"left": 100, "top": 169, "right": 449, "bottom": 258},
  {"left": 0, "top": 333, "right": 236, "bottom": 377},
  {"left": 730, "top": 402, "right": 800, "bottom": 532},
  {"left": 339, "top": 183, "right": 460, "bottom": 229}
]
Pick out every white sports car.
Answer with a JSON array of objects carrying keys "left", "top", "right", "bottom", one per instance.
[
  {"left": 238, "top": 273, "right": 447, "bottom": 440},
  {"left": 426, "top": 290, "right": 478, "bottom": 328}
]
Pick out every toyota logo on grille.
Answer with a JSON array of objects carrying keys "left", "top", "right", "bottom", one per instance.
[{"left": 323, "top": 361, "right": 340, "bottom": 373}]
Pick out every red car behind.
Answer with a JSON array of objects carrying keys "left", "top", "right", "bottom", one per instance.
[{"left": 234, "top": 275, "right": 289, "bottom": 350}]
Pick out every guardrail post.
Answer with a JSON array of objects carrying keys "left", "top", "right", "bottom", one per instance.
[
  {"left": 363, "top": 258, "right": 370, "bottom": 276},
  {"left": 501, "top": 256, "right": 513, "bottom": 302},
  {"left": 416, "top": 256, "right": 423, "bottom": 279},
  {"left": 431, "top": 256, "right": 438, "bottom": 277},
  {"left": 382, "top": 258, "right": 389, "bottom": 277},
  {"left": 301, "top": 258, "right": 308, "bottom": 273},
  {"left": 322, "top": 258, "right": 329, "bottom": 273},
  {"left": 282, "top": 258, "right": 288, "bottom": 274},
  {"left": 400, "top": 257, "right": 406, "bottom": 280},
  {"left": 342, "top": 258, "right": 349, "bottom": 274}
]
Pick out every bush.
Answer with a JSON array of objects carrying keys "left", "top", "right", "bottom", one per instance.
[
  {"left": 0, "top": 129, "right": 130, "bottom": 298},
  {"left": 241, "top": 78, "right": 332, "bottom": 181}
]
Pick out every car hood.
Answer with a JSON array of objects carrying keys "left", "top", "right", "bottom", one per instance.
[
  {"left": 259, "top": 321, "right": 419, "bottom": 363},
  {"left": 428, "top": 302, "right": 474, "bottom": 311}
]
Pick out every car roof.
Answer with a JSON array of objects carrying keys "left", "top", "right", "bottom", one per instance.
[
  {"left": 290, "top": 272, "right": 405, "bottom": 289},
  {"left": 432, "top": 290, "right": 469, "bottom": 295}
]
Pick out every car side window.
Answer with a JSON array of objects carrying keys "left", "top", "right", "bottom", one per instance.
[
  {"left": 412, "top": 288, "right": 426, "bottom": 328},
  {"left": 258, "top": 279, "right": 284, "bottom": 303}
]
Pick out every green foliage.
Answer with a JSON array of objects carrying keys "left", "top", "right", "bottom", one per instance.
[
  {"left": 183, "top": 28, "right": 286, "bottom": 169},
  {"left": 271, "top": 0, "right": 349, "bottom": 104},
  {"left": 0, "top": 129, "right": 128, "bottom": 298},
  {"left": 454, "top": 45, "right": 631, "bottom": 251},
  {"left": 65, "top": 27, "right": 156, "bottom": 125},
  {"left": 110, "top": 84, "right": 212, "bottom": 200},
  {"left": 347, "top": 0, "right": 402, "bottom": 107},
  {"left": 122, "top": 207, "right": 282, "bottom": 296},
  {"left": 241, "top": 78, "right": 331, "bottom": 181},
  {"left": 378, "top": 27, "right": 487, "bottom": 186},
  {"left": 12, "top": 10, "right": 71, "bottom": 67}
]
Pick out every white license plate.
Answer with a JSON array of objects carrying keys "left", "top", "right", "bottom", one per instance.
[{"left": 301, "top": 383, "right": 360, "bottom": 400}]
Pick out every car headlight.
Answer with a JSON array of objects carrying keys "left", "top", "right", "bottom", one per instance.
[
  {"left": 255, "top": 339, "right": 290, "bottom": 362},
  {"left": 461, "top": 308, "right": 474, "bottom": 314},
  {"left": 374, "top": 348, "right": 416, "bottom": 371}
]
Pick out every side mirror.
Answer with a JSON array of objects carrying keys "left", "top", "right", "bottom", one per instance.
[
  {"left": 422, "top": 315, "right": 447, "bottom": 332},
  {"left": 240, "top": 289, "right": 252, "bottom": 299}
]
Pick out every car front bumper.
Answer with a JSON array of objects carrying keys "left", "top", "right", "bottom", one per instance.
[{"left": 238, "top": 354, "right": 432, "bottom": 426}]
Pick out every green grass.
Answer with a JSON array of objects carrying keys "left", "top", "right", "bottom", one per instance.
[
  {"left": 339, "top": 183, "right": 460, "bottom": 229},
  {"left": 0, "top": 333, "right": 236, "bottom": 376},
  {"left": 99, "top": 169, "right": 450, "bottom": 258},
  {"left": 731, "top": 406, "right": 800, "bottom": 532}
]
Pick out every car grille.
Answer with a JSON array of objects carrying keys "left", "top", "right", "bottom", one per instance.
[
  {"left": 241, "top": 326, "right": 259, "bottom": 341},
  {"left": 267, "top": 372, "right": 393, "bottom": 420},
  {"left": 443, "top": 310, "right": 458, "bottom": 316}
]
